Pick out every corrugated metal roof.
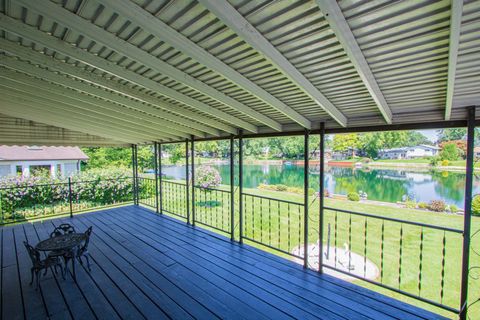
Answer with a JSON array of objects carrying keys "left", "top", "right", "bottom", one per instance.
[{"left": 0, "top": 0, "right": 477, "bottom": 145}]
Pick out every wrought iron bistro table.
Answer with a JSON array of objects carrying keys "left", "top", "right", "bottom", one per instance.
[{"left": 36, "top": 233, "right": 86, "bottom": 281}]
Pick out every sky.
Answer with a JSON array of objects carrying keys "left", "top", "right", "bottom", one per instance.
[{"left": 417, "top": 129, "right": 438, "bottom": 143}]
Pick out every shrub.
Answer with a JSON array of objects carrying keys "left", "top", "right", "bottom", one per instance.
[
  {"left": 276, "top": 184, "right": 288, "bottom": 191},
  {"left": 472, "top": 195, "right": 480, "bottom": 215},
  {"left": 418, "top": 202, "right": 428, "bottom": 209},
  {"left": 429, "top": 156, "right": 440, "bottom": 166},
  {"left": 308, "top": 188, "right": 315, "bottom": 196},
  {"left": 440, "top": 143, "right": 460, "bottom": 161},
  {"left": 196, "top": 166, "right": 221, "bottom": 189},
  {"left": 429, "top": 200, "right": 446, "bottom": 212},
  {"left": 347, "top": 192, "right": 360, "bottom": 202},
  {"left": 449, "top": 204, "right": 458, "bottom": 213},
  {"left": 441, "top": 159, "right": 449, "bottom": 166},
  {"left": 405, "top": 200, "right": 417, "bottom": 209}
]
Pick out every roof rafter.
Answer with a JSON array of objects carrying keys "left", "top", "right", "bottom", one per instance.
[
  {"left": 0, "top": 38, "right": 229, "bottom": 136},
  {"left": 0, "top": 55, "right": 206, "bottom": 138},
  {"left": 315, "top": 0, "right": 393, "bottom": 124},
  {"left": 14, "top": 0, "right": 268, "bottom": 132},
  {"left": 0, "top": 98, "right": 144, "bottom": 144},
  {"left": 0, "top": 69, "right": 188, "bottom": 140},
  {"left": 103, "top": 0, "right": 310, "bottom": 129},
  {"left": 0, "top": 87, "right": 173, "bottom": 141},
  {"left": 445, "top": 0, "right": 464, "bottom": 120},
  {"left": 199, "top": 0, "right": 347, "bottom": 127},
  {"left": 0, "top": 13, "right": 242, "bottom": 134}
]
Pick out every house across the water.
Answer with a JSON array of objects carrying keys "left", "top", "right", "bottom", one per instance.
[
  {"left": 379, "top": 145, "right": 440, "bottom": 160},
  {"left": 0, "top": 146, "right": 88, "bottom": 178}
]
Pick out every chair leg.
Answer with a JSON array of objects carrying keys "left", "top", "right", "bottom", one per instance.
[
  {"left": 82, "top": 254, "right": 91, "bottom": 272},
  {"left": 29, "top": 268, "right": 34, "bottom": 285}
]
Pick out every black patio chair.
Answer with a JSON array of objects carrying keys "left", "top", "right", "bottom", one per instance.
[
  {"left": 50, "top": 223, "right": 76, "bottom": 238},
  {"left": 64, "top": 226, "right": 93, "bottom": 273},
  {"left": 24, "top": 241, "right": 64, "bottom": 289}
]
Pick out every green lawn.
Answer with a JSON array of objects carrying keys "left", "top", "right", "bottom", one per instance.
[{"left": 140, "top": 182, "right": 479, "bottom": 319}]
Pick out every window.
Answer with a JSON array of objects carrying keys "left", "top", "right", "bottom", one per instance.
[{"left": 16, "top": 165, "right": 22, "bottom": 175}]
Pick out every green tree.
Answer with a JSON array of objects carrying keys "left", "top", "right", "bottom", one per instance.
[
  {"left": 439, "top": 142, "right": 460, "bottom": 161},
  {"left": 437, "top": 128, "right": 466, "bottom": 142},
  {"left": 332, "top": 133, "right": 360, "bottom": 153},
  {"left": 405, "top": 131, "right": 431, "bottom": 146}
]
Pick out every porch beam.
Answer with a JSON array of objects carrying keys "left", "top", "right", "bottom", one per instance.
[
  {"left": 0, "top": 14, "right": 239, "bottom": 135},
  {"left": 11, "top": 2, "right": 260, "bottom": 133},
  {"left": 0, "top": 39, "right": 221, "bottom": 136},
  {"left": 199, "top": 0, "right": 345, "bottom": 128},
  {"left": 104, "top": 0, "right": 303, "bottom": 130},
  {"left": 315, "top": 0, "right": 392, "bottom": 124},
  {"left": 445, "top": 0, "right": 464, "bottom": 120}
]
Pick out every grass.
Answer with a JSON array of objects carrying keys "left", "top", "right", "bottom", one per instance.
[{"left": 148, "top": 181, "right": 479, "bottom": 319}]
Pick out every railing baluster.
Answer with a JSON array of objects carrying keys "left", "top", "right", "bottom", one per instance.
[
  {"left": 268, "top": 199, "right": 272, "bottom": 246},
  {"left": 399, "top": 223, "right": 403, "bottom": 289},
  {"left": 260, "top": 198, "right": 264, "bottom": 242},
  {"left": 288, "top": 202, "right": 291, "bottom": 250},
  {"left": 441, "top": 230, "right": 446, "bottom": 303},
  {"left": 348, "top": 214, "right": 352, "bottom": 270},
  {"left": 298, "top": 205, "right": 301, "bottom": 257},
  {"left": 418, "top": 227, "right": 424, "bottom": 296},
  {"left": 364, "top": 216, "right": 367, "bottom": 278},
  {"left": 381, "top": 219, "right": 385, "bottom": 283},
  {"left": 278, "top": 201, "right": 281, "bottom": 249},
  {"left": 334, "top": 210, "right": 338, "bottom": 268}
]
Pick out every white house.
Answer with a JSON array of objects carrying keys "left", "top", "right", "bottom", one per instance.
[
  {"left": 0, "top": 146, "right": 88, "bottom": 178},
  {"left": 379, "top": 145, "right": 440, "bottom": 160}
]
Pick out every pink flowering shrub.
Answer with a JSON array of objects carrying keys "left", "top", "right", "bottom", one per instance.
[{"left": 195, "top": 166, "right": 221, "bottom": 190}]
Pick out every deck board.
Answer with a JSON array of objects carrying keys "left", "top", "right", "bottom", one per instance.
[{"left": 0, "top": 206, "right": 448, "bottom": 320}]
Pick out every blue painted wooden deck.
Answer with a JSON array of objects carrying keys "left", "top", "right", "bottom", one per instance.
[{"left": 1, "top": 205, "right": 446, "bottom": 319}]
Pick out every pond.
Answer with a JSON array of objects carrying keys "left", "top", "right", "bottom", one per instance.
[{"left": 162, "top": 164, "right": 480, "bottom": 207}]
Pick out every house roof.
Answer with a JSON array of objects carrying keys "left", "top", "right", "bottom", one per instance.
[
  {"left": 382, "top": 145, "right": 440, "bottom": 153},
  {"left": 0, "top": 1, "right": 478, "bottom": 146},
  {"left": 0, "top": 146, "right": 89, "bottom": 161}
]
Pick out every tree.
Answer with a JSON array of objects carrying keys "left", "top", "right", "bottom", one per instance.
[
  {"left": 405, "top": 131, "right": 431, "bottom": 146},
  {"left": 332, "top": 133, "right": 360, "bottom": 154},
  {"left": 439, "top": 142, "right": 460, "bottom": 161},
  {"left": 437, "top": 128, "right": 466, "bottom": 142}
]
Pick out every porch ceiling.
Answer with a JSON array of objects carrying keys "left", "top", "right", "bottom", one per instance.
[{"left": 0, "top": 0, "right": 479, "bottom": 145}]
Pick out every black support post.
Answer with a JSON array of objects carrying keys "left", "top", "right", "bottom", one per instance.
[
  {"left": 191, "top": 137, "right": 195, "bottom": 226},
  {"left": 319, "top": 123, "right": 325, "bottom": 273},
  {"left": 239, "top": 130, "right": 244, "bottom": 244},
  {"left": 131, "top": 145, "right": 136, "bottom": 204},
  {"left": 304, "top": 130, "right": 309, "bottom": 268},
  {"left": 460, "top": 106, "right": 476, "bottom": 320},
  {"left": 134, "top": 145, "right": 139, "bottom": 205},
  {"left": 154, "top": 142, "right": 159, "bottom": 213},
  {"left": 159, "top": 143, "right": 163, "bottom": 214},
  {"left": 185, "top": 139, "right": 190, "bottom": 225},
  {"left": 68, "top": 177, "right": 73, "bottom": 218},
  {"left": 230, "top": 135, "right": 235, "bottom": 241}
]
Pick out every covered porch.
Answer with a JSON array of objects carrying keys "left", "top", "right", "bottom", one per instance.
[{"left": 2, "top": 205, "right": 445, "bottom": 320}]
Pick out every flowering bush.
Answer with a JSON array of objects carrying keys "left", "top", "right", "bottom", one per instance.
[
  {"left": 0, "top": 168, "right": 133, "bottom": 222},
  {"left": 195, "top": 166, "right": 221, "bottom": 189}
]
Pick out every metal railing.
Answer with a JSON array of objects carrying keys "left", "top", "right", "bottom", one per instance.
[
  {"left": 0, "top": 177, "right": 133, "bottom": 225},
  {"left": 242, "top": 192, "right": 304, "bottom": 259},
  {"left": 137, "top": 177, "right": 156, "bottom": 209},
  {"left": 193, "top": 186, "right": 231, "bottom": 233},
  {"left": 161, "top": 180, "right": 187, "bottom": 219},
  {"left": 322, "top": 206, "right": 463, "bottom": 313}
]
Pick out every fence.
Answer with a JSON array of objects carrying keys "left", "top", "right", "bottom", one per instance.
[
  {"left": 193, "top": 186, "right": 231, "bottom": 233},
  {"left": 161, "top": 180, "right": 187, "bottom": 219},
  {"left": 0, "top": 177, "right": 133, "bottom": 224},
  {"left": 322, "top": 206, "right": 463, "bottom": 313}
]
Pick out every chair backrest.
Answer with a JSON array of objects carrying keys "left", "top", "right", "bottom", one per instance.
[
  {"left": 79, "top": 226, "right": 93, "bottom": 253},
  {"left": 23, "top": 241, "right": 40, "bottom": 266},
  {"left": 50, "top": 223, "right": 76, "bottom": 238}
]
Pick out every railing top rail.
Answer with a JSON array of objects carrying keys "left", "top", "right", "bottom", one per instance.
[
  {"left": 161, "top": 179, "right": 186, "bottom": 186},
  {"left": 193, "top": 185, "right": 231, "bottom": 193},
  {"left": 242, "top": 192, "right": 304, "bottom": 206},
  {"left": 137, "top": 177, "right": 155, "bottom": 181},
  {"left": 324, "top": 206, "right": 464, "bottom": 234}
]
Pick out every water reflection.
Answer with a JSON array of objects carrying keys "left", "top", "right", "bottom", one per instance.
[{"left": 162, "top": 164, "right": 475, "bottom": 206}]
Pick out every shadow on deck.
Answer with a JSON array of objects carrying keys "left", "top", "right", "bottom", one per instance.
[{"left": 1, "top": 205, "right": 447, "bottom": 319}]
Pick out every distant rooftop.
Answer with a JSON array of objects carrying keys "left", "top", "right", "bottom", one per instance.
[{"left": 0, "top": 146, "right": 89, "bottom": 161}]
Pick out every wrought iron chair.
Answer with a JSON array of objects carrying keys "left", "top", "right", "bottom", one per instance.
[
  {"left": 24, "top": 241, "right": 64, "bottom": 289},
  {"left": 50, "top": 223, "right": 76, "bottom": 238},
  {"left": 64, "top": 226, "right": 93, "bottom": 273}
]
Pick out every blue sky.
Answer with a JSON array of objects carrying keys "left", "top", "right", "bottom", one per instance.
[{"left": 417, "top": 129, "right": 438, "bottom": 143}]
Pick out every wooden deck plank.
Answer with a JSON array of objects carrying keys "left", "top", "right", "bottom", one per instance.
[
  {"left": 133, "top": 207, "right": 442, "bottom": 320},
  {"left": 110, "top": 209, "right": 355, "bottom": 320},
  {"left": 2, "top": 227, "right": 25, "bottom": 320},
  {"left": 1, "top": 206, "right": 448, "bottom": 320}
]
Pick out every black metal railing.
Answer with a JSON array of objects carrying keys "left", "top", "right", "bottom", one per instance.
[
  {"left": 322, "top": 206, "right": 463, "bottom": 313},
  {"left": 137, "top": 177, "right": 156, "bottom": 209},
  {"left": 193, "top": 186, "right": 231, "bottom": 233},
  {"left": 0, "top": 177, "right": 133, "bottom": 225},
  {"left": 242, "top": 193, "right": 304, "bottom": 259},
  {"left": 161, "top": 180, "right": 187, "bottom": 219}
]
